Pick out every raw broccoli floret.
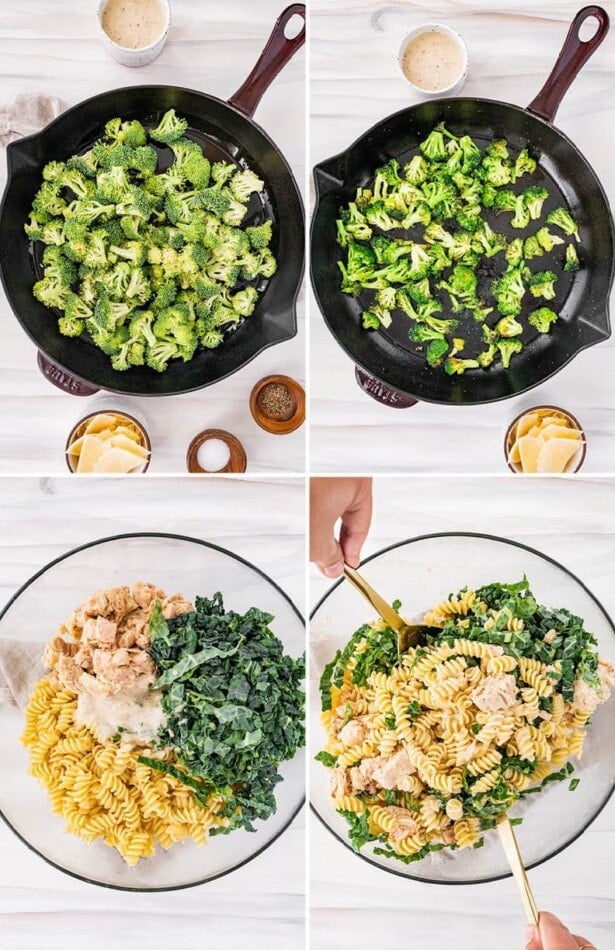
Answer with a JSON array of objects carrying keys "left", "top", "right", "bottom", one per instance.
[
  {"left": 180, "top": 151, "right": 211, "bottom": 190},
  {"left": 125, "top": 268, "right": 152, "bottom": 303},
  {"left": 564, "top": 243, "right": 580, "bottom": 272},
  {"left": 129, "top": 145, "right": 158, "bottom": 177},
  {"left": 146, "top": 339, "right": 180, "bottom": 372},
  {"left": 222, "top": 195, "right": 248, "bottom": 227},
  {"left": 246, "top": 220, "right": 273, "bottom": 250},
  {"left": 527, "top": 306, "right": 558, "bottom": 333},
  {"left": 32, "top": 181, "right": 67, "bottom": 217},
  {"left": 200, "top": 328, "right": 224, "bottom": 349},
  {"left": 33, "top": 277, "right": 70, "bottom": 309},
  {"left": 149, "top": 109, "right": 188, "bottom": 144},
  {"left": 231, "top": 286, "right": 259, "bottom": 317},
  {"left": 129, "top": 309, "right": 157, "bottom": 348},
  {"left": 194, "top": 187, "right": 231, "bottom": 217},
  {"left": 529, "top": 270, "right": 557, "bottom": 300},
  {"left": 64, "top": 292, "right": 92, "bottom": 322},
  {"left": 546, "top": 207, "right": 580, "bottom": 242},
  {"left": 229, "top": 168, "right": 264, "bottom": 202},
  {"left": 96, "top": 166, "right": 132, "bottom": 203},
  {"left": 57, "top": 314, "right": 85, "bottom": 337}
]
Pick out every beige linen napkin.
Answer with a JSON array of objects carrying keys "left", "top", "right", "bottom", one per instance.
[
  {"left": 0, "top": 640, "right": 45, "bottom": 710},
  {"left": 0, "top": 92, "right": 66, "bottom": 147}
]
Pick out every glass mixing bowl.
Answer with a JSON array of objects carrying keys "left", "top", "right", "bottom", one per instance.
[
  {"left": 0, "top": 533, "right": 305, "bottom": 891},
  {"left": 310, "top": 532, "right": 615, "bottom": 885}
]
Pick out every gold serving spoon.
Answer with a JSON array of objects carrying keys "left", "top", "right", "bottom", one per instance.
[{"left": 342, "top": 562, "right": 540, "bottom": 926}]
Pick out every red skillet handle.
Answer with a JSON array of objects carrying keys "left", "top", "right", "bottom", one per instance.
[
  {"left": 228, "top": 4, "right": 305, "bottom": 118},
  {"left": 37, "top": 352, "right": 99, "bottom": 396},
  {"left": 527, "top": 5, "right": 609, "bottom": 122}
]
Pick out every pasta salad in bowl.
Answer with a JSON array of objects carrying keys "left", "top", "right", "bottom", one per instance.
[
  {"left": 0, "top": 534, "right": 305, "bottom": 890},
  {"left": 310, "top": 533, "right": 615, "bottom": 884}
]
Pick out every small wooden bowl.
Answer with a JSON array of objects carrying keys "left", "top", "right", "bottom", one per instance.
[
  {"left": 249, "top": 375, "right": 305, "bottom": 435},
  {"left": 504, "top": 405, "right": 586, "bottom": 475},
  {"left": 186, "top": 429, "right": 247, "bottom": 474},
  {"left": 65, "top": 410, "right": 151, "bottom": 474}
]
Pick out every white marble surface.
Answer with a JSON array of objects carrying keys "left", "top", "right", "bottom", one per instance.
[
  {"left": 0, "top": 475, "right": 305, "bottom": 950},
  {"left": 310, "top": 475, "right": 615, "bottom": 950},
  {"left": 0, "top": 1, "right": 305, "bottom": 474},
  {"left": 309, "top": 0, "right": 615, "bottom": 473}
]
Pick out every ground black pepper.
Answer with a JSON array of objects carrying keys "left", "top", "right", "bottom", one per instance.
[{"left": 257, "top": 382, "right": 296, "bottom": 421}]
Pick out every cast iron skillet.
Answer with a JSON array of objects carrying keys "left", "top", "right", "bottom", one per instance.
[
  {"left": 0, "top": 4, "right": 305, "bottom": 397},
  {"left": 311, "top": 6, "right": 614, "bottom": 407}
]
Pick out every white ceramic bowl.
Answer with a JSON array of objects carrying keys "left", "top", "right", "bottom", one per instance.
[
  {"left": 398, "top": 23, "right": 468, "bottom": 98},
  {"left": 97, "top": 0, "right": 171, "bottom": 67}
]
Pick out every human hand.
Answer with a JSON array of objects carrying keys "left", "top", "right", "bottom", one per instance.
[
  {"left": 525, "top": 912, "right": 596, "bottom": 950},
  {"left": 309, "top": 477, "right": 373, "bottom": 577}
]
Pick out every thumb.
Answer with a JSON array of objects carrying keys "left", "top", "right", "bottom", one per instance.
[
  {"left": 524, "top": 925, "right": 542, "bottom": 950},
  {"left": 316, "top": 537, "right": 344, "bottom": 578}
]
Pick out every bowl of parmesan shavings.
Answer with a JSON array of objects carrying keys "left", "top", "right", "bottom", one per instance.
[{"left": 0, "top": 533, "right": 304, "bottom": 890}]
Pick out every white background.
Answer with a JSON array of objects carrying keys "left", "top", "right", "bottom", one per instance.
[
  {"left": 0, "top": 0, "right": 306, "bottom": 474},
  {"left": 0, "top": 475, "right": 305, "bottom": 950},
  {"left": 309, "top": 0, "right": 615, "bottom": 474},
  {"left": 310, "top": 475, "right": 615, "bottom": 950}
]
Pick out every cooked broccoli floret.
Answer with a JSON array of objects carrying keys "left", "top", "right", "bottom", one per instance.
[
  {"left": 495, "top": 316, "right": 523, "bottom": 337},
  {"left": 456, "top": 210, "right": 482, "bottom": 233},
  {"left": 496, "top": 337, "right": 523, "bottom": 368},
  {"left": 546, "top": 207, "right": 580, "bottom": 242},
  {"left": 523, "top": 235, "right": 544, "bottom": 260},
  {"left": 419, "top": 127, "right": 448, "bottom": 162},
  {"left": 505, "top": 238, "right": 524, "bottom": 267},
  {"left": 480, "top": 154, "right": 512, "bottom": 187},
  {"left": 444, "top": 356, "right": 480, "bottom": 375},
  {"left": 409, "top": 323, "right": 445, "bottom": 344},
  {"left": 492, "top": 266, "right": 526, "bottom": 316},
  {"left": 403, "top": 155, "right": 428, "bottom": 185},
  {"left": 564, "top": 243, "right": 580, "bottom": 272},
  {"left": 536, "top": 226, "right": 566, "bottom": 252},
  {"left": 511, "top": 148, "right": 537, "bottom": 182},
  {"left": 523, "top": 185, "right": 549, "bottom": 221},
  {"left": 529, "top": 270, "right": 557, "bottom": 300},
  {"left": 527, "top": 306, "right": 558, "bottom": 333},
  {"left": 426, "top": 337, "right": 449, "bottom": 367},
  {"left": 149, "top": 109, "right": 188, "bottom": 144}
]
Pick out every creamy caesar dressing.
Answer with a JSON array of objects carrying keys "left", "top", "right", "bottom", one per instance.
[
  {"left": 101, "top": 0, "right": 166, "bottom": 49},
  {"left": 402, "top": 31, "right": 464, "bottom": 92},
  {"left": 76, "top": 673, "right": 165, "bottom": 746}
]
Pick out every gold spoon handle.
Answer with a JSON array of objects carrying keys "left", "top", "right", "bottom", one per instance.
[
  {"left": 497, "top": 816, "right": 539, "bottom": 926},
  {"left": 342, "top": 564, "right": 405, "bottom": 633}
]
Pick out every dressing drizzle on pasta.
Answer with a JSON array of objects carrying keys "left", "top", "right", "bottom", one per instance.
[{"left": 317, "top": 578, "right": 613, "bottom": 864}]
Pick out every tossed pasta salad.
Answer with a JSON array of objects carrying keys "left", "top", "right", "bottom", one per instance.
[
  {"left": 317, "top": 578, "right": 613, "bottom": 864},
  {"left": 23, "top": 583, "right": 304, "bottom": 866}
]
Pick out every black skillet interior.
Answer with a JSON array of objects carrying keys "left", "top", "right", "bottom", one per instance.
[
  {"left": 0, "top": 85, "right": 304, "bottom": 396},
  {"left": 311, "top": 97, "right": 614, "bottom": 405}
]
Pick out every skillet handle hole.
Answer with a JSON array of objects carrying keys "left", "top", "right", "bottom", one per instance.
[
  {"left": 284, "top": 13, "right": 304, "bottom": 40},
  {"left": 578, "top": 15, "right": 600, "bottom": 42}
]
